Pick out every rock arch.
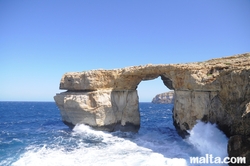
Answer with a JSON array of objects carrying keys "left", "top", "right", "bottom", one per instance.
[
  {"left": 54, "top": 53, "right": 250, "bottom": 162},
  {"left": 54, "top": 53, "right": 250, "bottom": 137}
]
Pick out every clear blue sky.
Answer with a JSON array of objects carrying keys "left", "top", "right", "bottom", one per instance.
[{"left": 1, "top": 0, "right": 249, "bottom": 102}]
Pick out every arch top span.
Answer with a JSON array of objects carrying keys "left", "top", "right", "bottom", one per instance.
[{"left": 59, "top": 63, "right": 222, "bottom": 92}]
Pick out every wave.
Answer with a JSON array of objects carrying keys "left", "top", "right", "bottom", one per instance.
[
  {"left": 11, "top": 124, "right": 187, "bottom": 166},
  {"left": 9, "top": 121, "right": 228, "bottom": 166},
  {"left": 187, "top": 121, "right": 228, "bottom": 166}
]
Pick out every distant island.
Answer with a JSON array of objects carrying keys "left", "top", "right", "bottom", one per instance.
[{"left": 151, "top": 91, "right": 175, "bottom": 104}]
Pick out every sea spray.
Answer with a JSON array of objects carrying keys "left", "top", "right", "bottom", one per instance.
[
  {"left": 4, "top": 102, "right": 228, "bottom": 166},
  {"left": 12, "top": 124, "right": 188, "bottom": 166},
  {"left": 11, "top": 120, "right": 229, "bottom": 166},
  {"left": 187, "top": 121, "right": 228, "bottom": 165}
]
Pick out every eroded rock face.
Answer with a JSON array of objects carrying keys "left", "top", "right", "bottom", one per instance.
[
  {"left": 55, "top": 52, "right": 250, "bottom": 160},
  {"left": 54, "top": 90, "right": 140, "bottom": 132}
]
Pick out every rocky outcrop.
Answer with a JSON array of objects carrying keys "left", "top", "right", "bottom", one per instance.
[
  {"left": 54, "top": 90, "right": 140, "bottom": 132},
  {"left": 152, "top": 91, "right": 175, "bottom": 104},
  {"left": 54, "top": 53, "right": 250, "bottom": 161}
]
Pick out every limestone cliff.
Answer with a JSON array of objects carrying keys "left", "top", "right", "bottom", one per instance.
[
  {"left": 54, "top": 53, "right": 250, "bottom": 163},
  {"left": 152, "top": 91, "right": 175, "bottom": 104}
]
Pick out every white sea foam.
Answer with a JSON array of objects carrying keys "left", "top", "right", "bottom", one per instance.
[
  {"left": 12, "top": 124, "right": 187, "bottom": 166},
  {"left": 187, "top": 121, "right": 228, "bottom": 166},
  {"left": 11, "top": 121, "right": 229, "bottom": 166}
]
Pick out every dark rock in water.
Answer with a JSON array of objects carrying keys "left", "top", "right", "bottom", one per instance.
[
  {"left": 228, "top": 135, "right": 250, "bottom": 165},
  {"left": 152, "top": 91, "right": 175, "bottom": 104}
]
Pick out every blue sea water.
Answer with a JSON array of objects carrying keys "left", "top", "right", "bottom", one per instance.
[{"left": 0, "top": 102, "right": 228, "bottom": 166}]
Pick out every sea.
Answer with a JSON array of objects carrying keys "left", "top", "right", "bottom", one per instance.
[{"left": 0, "top": 102, "right": 228, "bottom": 166}]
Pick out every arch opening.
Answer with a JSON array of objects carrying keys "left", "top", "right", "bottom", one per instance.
[
  {"left": 135, "top": 76, "right": 178, "bottom": 153},
  {"left": 137, "top": 75, "right": 174, "bottom": 130},
  {"left": 137, "top": 76, "right": 173, "bottom": 102}
]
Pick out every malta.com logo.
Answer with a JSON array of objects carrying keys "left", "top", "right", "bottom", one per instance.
[{"left": 190, "top": 154, "right": 246, "bottom": 164}]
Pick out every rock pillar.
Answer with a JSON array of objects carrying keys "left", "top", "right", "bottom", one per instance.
[{"left": 54, "top": 90, "right": 140, "bottom": 132}]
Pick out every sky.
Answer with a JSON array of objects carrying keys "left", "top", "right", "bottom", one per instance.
[{"left": 1, "top": 0, "right": 250, "bottom": 102}]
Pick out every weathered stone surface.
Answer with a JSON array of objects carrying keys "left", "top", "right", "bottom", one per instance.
[
  {"left": 54, "top": 90, "right": 140, "bottom": 132},
  {"left": 55, "top": 53, "right": 250, "bottom": 160},
  {"left": 228, "top": 135, "right": 250, "bottom": 165},
  {"left": 174, "top": 90, "right": 217, "bottom": 131},
  {"left": 152, "top": 91, "right": 175, "bottom": 104},
  {"left": 59, "top": 64, "right": 222, "bottom": 91}
]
